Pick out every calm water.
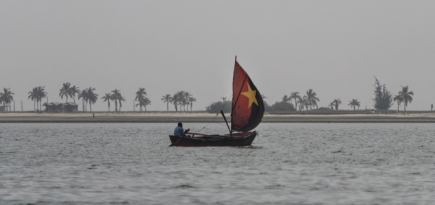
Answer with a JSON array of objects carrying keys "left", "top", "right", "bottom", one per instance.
[{"left": 1, "top": 123, "right": 435, "bottom": 204}]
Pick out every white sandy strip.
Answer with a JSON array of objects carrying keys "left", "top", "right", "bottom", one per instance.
[{"left": 0, "top": 112, "right": 435, "bottom": 118}]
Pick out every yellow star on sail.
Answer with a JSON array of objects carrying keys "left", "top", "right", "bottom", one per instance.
[{"left": 241, "top": 83, "right": 258, "bottom": 108}]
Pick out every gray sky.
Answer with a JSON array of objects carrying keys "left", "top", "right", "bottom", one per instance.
[{"left": 1, "top": 1, "right": 435, "bottom": 111}]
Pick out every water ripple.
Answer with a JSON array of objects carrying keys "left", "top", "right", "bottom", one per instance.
[{"left": 0, "top": 123, "right": 435, "bottom": 204}]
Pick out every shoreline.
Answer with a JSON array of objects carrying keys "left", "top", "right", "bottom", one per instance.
[{"left": 1, "top": 113, "right": 435, "bottom": 123}]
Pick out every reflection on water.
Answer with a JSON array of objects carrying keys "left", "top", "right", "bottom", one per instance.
[{"left": 1, "top": 123, "right": 435, "bottom": 204}]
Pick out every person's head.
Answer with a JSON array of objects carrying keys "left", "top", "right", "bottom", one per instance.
[{"left": 178, "top": 122, "right": 183, "bottom": 127}]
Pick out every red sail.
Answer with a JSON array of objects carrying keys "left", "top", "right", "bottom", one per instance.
[{"left": 231, "top": 60, "right": 264, "bottom": 132}]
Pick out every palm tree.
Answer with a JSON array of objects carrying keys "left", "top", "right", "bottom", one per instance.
[
  {"left": 296, "top": 97, "right": 305, "bottom": 111},
  {"left": 348, "top": 99, "right": 361, "bottom": 110},
  {"left": 303, "top": 96, "right": 309, "bottom": 111},
  {"left": 398, "top": 86, "right": 414, "bottom": 112},
  {"left": 70, "top": 86, "right": 80, "bottom": 103},
  {"left": 136, "top": 97, "right": 151, "bottom": 111},
  {"left": 161, "top": 94, "right": 173, "bottom": 112},
  {"left": 332, "top": 98, "right": 342, "bottom": 110},
  {"left": 184, "top": 92, "right": 192, "bottom": 111},
  {"left": 111, "top": 89, "right": 121, "bottom": 112},
  {"left": 102, "top": 93, "right": 111, "bottom": 112},
  {"left": 189, "top": 97, "right": 196, "bottom": 111},
  {"left": 393, "top": 94, "right": 403, "bottom": 112},
  {"left": 86, "top": 87, "right": 98, "bottom": 112},
  {"left": 136, "top": 98, "right": 146, "bottom": 111},
  {"left": 306, "top": 89, "right": 319, "bottom": 110},
  {"left": 143, "top": 97, "right": 151, "bottom": 111},
  {"left": 174, "top": 91, "right": 185, "bottom": 112},
  {"left": 28, "top": 87, "right": 38, "bottom": 111},
  {"left": 59, "top": 82, "right": 71, "bottom": 103},
  {"left": 177, "top": 91, "right": 186, "bottom": 111},
  {"left": 78, "top": 90, "right": 88, "bottom": 112},
  {"left": 261, "top": 94, "right": 267, "bottom": 99},
  {"left": 135, "top": 88, "right": 147, "bottom": 112},
  {"left": 329, "top": 102, "right": 335, "bottom": 110},
  {"left": 290, "top": 92, "right": 301, "bottom": 111},
  {"left": 36, "top": 86, "right": 47, "bottom": 111},
  {"left": 0, "top": 88, "right": 14, "bottom": 112},
  {"left": 118, "top": 95, "right": 125, "bottom": 112},
  {"left": 282, "top": 95, "right": 290, "bottom": 103},
  {"left": 172, "top": 93, "right": 180, "bottom": 112}
]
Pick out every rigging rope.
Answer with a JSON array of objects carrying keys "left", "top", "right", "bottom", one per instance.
[{"left": 197, "top": 93, "right": 232, "bottom": 133}]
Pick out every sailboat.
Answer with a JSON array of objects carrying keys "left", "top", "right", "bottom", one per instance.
[{"left": 169, "top": 57, "right": 265, "bottom": 146}]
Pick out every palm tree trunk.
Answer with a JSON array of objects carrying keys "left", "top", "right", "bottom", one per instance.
[
  {"left": 90, "top": 103, "right": 92, "bottom": 112},
  {"left": 167, "top": 102, "right": 169, "bottom": 112},
  {"left": 82, "top": 99, "right": 85, "bottom": 112}
]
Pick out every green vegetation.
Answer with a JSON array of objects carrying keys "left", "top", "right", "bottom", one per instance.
[
  {"left": 373, "top": 77, "right": 393, "bottom": 110},
  {"left": 110, "top": 89, "right": 125, "bottom": 112},
  {"left": 289, "top": 92, "right": 301, "bottom": 110},
  {"left": 76, "top": 87, "right": 98, "bottom": 112},
  {"left": 348, "top": 99, "right": 360, "bottom": 110},
  {"left": 135, "top": 88, "right": 149, "bottom": 112},
  {"left": 305, "top": 89, "right": 320, "bottom": 110},
  {"left": 28, "top": 86, "right": 47, "bottom": 111},
  {"left": 268, "top": 101, "right": 295, "bottom": 111},
  {"left": 206, "top": 100, "right": 232, "bottom": 113},
  {"left": 78, "top": 89, "right": 87, "bottom": 112},
  {"left": 161, "top": 94, "right": 172, "bottom": 112},
  {"left": 397, "top": 86, "right": 414, "bottom": 112},
  {"left": 330, "top": 98, "right": 342, "bottom": 110},
  {"left": 59, "top": 82, "right": 71, "bottom": 103},
  {"left": 86, "top": 87, "right": 98, "bottom": 112},
  {"left": 102, "top": 93, "right": 112, "bottom": 112},
  {"left": 0, "top": 77, "right": 420, "bottom": 112},
  {"left": 0, "top": 88, "right": 14, "bottom": 111},
  {"left": 167, "top": 91, "right": 196, "bottom": 112}
]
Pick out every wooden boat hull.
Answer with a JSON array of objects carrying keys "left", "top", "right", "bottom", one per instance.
[{"left": 169, "top": 132, "right": 256, "bottom": 147}]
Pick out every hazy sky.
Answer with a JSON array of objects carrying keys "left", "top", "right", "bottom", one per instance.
[{"left": 1, "top": 1, "right": 435, "bottom": 111}]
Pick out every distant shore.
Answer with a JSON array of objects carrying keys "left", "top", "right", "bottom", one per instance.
[{"left": 1, "top": 112, "right": 435, "bottom": 123}]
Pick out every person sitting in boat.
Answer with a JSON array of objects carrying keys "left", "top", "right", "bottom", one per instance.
[{"left": 174, "top": 122, "right": 190, "bottom": 137}]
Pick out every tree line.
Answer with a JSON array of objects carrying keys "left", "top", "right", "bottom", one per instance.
[
  {"left": 0, "top": 77, "right": 417, "bottom": 112},
  {"left": 0, "top": 83, "right": 196, "bottom": 112},
  {"left": 161, "top": 91, "right": 196, "bottom": 112},
  {"left": 206, "top": 76, "right": 411, "bottom": 113},
  {"left": 373, "top": 77, "right": 414, "bottom": 111}
]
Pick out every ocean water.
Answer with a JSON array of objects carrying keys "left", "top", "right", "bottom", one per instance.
[{"left": 0, "top": 123, "right": 435, "bottom": 204}]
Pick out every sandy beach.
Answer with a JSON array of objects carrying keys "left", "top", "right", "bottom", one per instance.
[{"left": 1, "top": 112, "right": 435, "bottom": 123}]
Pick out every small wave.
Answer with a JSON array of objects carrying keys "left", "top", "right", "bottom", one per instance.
[
  {"left": 174, "top": 184, "right": 196, "bottom": 189},
  {"left": 234, "top": 146, "right": 263, "bottom": 149}
]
